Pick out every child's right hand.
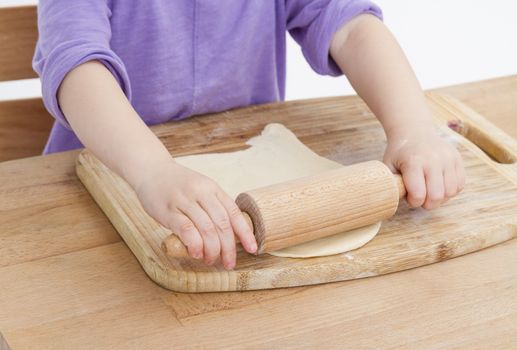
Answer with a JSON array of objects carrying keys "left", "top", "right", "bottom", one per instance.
[
  {"left": 135, "top": 160, "right": 257, "bottom": 270},
  {"left": 56, "top": 61, "right": 256, "bottom": 270}
]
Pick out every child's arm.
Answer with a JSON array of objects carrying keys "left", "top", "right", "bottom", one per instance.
[
  {"left": 58, "top": 61, "right": 257, "bottom": 269},
  {"left": 330, "top": 14, "right": 465, "bottom": 209}
]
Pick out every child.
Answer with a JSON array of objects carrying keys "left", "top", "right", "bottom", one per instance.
[{"left": 34, "top": 1, "right": 465, "bottom": 270}]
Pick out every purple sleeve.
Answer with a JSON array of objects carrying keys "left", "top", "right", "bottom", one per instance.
[
  {"left": 286, "top": 0, "right": 383, "bottom": 76},
  {"left": 32, "top": 0, "right": 132, "bottom": 129}
]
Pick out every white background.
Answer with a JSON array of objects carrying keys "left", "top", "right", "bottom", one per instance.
[{"left": 0, "top": 0, "right": 516, "bottom": 101}]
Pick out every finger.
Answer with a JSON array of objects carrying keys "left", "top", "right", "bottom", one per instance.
[
  {"left": 166, "top": 212, "right": 204, "bottom": 259},
  {"left": 400, "top": 162, "right": 426, "bottom": 208},
  {"left": 199, "top": 196, "right": 237, "bottom": 270},
  {"left": 443, "top": 161, "right": 458, "bottom": 200},
  {"left": 423, "top": 165, "right": 445, "bottom": 210},
  {"left": 181, "top": 204, "right": 221, "bottom": 265},
  {"left": 217, "top": 191, "right": 257, "bottom": 254}
]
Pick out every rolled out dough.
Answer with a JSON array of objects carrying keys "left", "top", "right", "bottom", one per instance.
[{"left": 175, "top": 123, "right": 381, "bottom": 258}]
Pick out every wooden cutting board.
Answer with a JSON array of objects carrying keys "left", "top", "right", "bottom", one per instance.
[{"left": 76, "top": 93, "right": 517, "bottom": 293}]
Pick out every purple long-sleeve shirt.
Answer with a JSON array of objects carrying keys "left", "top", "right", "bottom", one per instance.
[{"left": 33, "top": 0, "right": 382, "bottom": 154}]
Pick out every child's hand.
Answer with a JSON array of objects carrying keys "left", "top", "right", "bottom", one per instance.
[
  {"left": 383, "top": 127, "right": 465, "bottom": 209},
  {"left": 135, "top": 160, "right": 257, "bottom": 270}
]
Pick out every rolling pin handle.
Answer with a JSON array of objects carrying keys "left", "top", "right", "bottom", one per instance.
[
  {"left": 162, "top": 234, "right": 190, "bottom": 258},
  {"left": 394, "top": 174, "right": 407, "bottom": 199}
]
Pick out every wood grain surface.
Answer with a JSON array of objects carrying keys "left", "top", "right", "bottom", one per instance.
[{"left": 1, "top": 77, "right": 516, "bottom": 348}]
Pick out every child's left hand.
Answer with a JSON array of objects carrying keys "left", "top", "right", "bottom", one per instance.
[{"left": 383, "top": 126, "right": 465, "bottom": 210}]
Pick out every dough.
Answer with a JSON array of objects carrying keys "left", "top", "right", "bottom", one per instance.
[
  {"left": 267, "top": 222, "right": 380, "bottom": 258},
  {"left": 175, "top": 123, "right": 381, "bottom": 258}
]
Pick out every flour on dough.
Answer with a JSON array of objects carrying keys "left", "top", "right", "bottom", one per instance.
[{"left": 175, "top": 123, "right": 381, "bottom": 258}]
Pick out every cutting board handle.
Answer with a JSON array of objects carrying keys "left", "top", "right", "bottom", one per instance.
[{"left": 427, "top": 92, "right": 517, "bottom": 165}]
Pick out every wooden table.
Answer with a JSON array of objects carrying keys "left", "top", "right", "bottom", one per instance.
[{"left": 1, "top": 76, "right": 516, "bottom": 349}]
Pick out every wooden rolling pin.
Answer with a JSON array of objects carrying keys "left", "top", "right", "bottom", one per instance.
[{"left": 162, "top": 160, "right": 406, "bottom": 258}]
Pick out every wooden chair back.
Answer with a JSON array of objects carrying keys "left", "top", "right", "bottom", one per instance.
[{"left": 0, "top": 5, "right": 54, "bottom": 162}]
